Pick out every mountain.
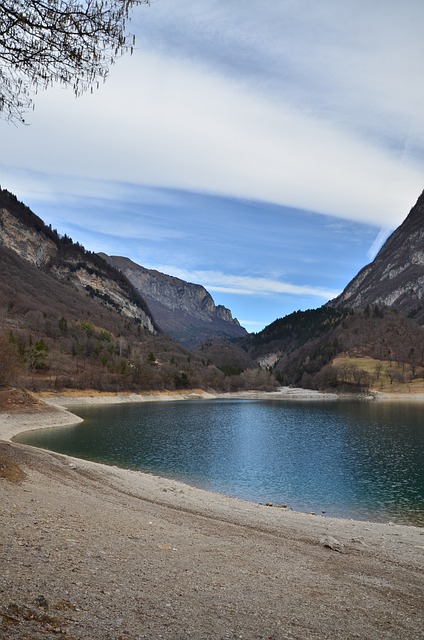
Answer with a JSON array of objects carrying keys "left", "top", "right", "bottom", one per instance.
[
  {"left": 328, "top": 189, "right": 424, "bottom": 323},
  {"left": 238, "top": 190, "right": 424, "bottom": 392},
  {"left": 100, "top": 254, "right": 247, "bottom": 348},
  {"left": 0, "top": 189, "right": 156, "bottom": 332},
  {"left": 0, "top": 188, "right": 261, "bottom": 392},
  {"left": 4, "top": 183, "right": 423, "bottom": 396}
]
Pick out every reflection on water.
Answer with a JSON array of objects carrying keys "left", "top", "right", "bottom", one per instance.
[{"left": 16, "top": 399, "right": 424, "bottom": 525}]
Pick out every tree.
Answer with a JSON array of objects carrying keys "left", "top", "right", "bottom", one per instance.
[
  {"left": 0, "top": 0, "right": 150, "bottom": 123},
  {"left": 28, "top": 338, "right": 49, "bottom": 370}
]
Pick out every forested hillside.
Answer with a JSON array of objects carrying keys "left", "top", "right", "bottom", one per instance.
[
  {"left": 239, "top": 305, "right": 424, "bottom": 392},
  {"left": 0, "top": 189, "right": 269, "bottom": 392}
]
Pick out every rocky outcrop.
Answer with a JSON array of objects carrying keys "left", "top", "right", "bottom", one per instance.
[
  {"left": 329, "top": 190, "right": 424, "bottom": 324},
  {"left": 101, "top": 255, "right": 247, "bottom": 347},
  {"left": 49, "top": 260, "right": 156, "bottom": 332},
  {"left": 0, "top": 208, "right": 56, "bottom": 267},
  {"left": 0, "top": 189, "right": 245, "bottom": 344},
  {"left": 0, "top": 190, "right": 156, "bottom": 333}
]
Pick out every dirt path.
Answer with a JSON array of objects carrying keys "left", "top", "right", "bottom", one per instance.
[{"left": 1, "top": 393, "right": 424, "bottom": 639}]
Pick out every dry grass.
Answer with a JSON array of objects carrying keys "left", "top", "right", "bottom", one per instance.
[
  {"left": 0, "top": 387, "right": 42, "bottom": 411},
  {"left": 0, "top": 601, "right": 76, "bottom": 639},
  {"left": 36, "top": 388, "right": 121, "bottom": 398},
  {"left": 332, "top": 355, "right": 424, "bottom": 393}
]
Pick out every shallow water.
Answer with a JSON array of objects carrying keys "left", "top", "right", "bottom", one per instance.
[{"left": 16, "top": 399, "right": 424, "bottom": 524}]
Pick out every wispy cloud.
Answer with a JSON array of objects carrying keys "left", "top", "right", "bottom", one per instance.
[
  {"left": 2, "top": 0, "right": 424, "bottom": 229},
  {"left": 153, "top": 267, "right": 339, "bottom": 300},
  {"left": 239, "top": 319, "right": 269, "bottom": 329},
  {"left": 367, "top": 228, "right": 392, "bottom": 261}
]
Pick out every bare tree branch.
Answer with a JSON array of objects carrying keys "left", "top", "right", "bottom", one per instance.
[{"left": 0, "top": 0, "right": 150, "bottom": 123}]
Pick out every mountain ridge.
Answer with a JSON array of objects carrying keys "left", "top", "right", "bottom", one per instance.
[
  {"left": 0, "top": 187, "right": 264, "bottom": 393},
  {"left": 328, "top": 189, "right": 424, "bottom": 323},
  {"left": 0, "top": 189, "right": 157, "bottom": 332},
  {"left": 0, "top": 188, "right": 245, "bottom": 346},
  {"left": 100, "top": 254, "right": 247, "bottom": 348},
  {"left": 237, "top": 189, "right": 424, "bottom": 391},
  {"left": 2, "top": 185, "right": 424, "bottom": 394}
]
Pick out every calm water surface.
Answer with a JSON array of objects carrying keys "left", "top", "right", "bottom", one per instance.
[{"left": 16, "top": 399, "right": 424, "bottom": 525}]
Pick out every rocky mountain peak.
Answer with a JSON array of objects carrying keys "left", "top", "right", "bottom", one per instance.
[
  {"left": 100, "top": 254, "right": 247, "bottom": 347},
  {"left": 329, "top": 189, "right": 424, "bottom": 323}
]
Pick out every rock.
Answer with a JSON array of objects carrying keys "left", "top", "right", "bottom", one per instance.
[
  {"left": 320, "top": 535, "right": 344, "bottom": 553},
  {"left": 34, "top": 594, "right": 49, "bottom": 609}
]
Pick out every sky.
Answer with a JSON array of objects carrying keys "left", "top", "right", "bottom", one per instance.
[{"left": 1, "top": 0, "right": 424, "bottom": 332}]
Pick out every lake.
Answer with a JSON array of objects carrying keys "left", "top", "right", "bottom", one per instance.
[{"left": 15, "top": 398, "right": 424, "bottom": 525}]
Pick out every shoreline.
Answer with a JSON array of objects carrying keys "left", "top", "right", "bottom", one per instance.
[
  {"left": 1, "top": 388, "right": 424, "bottom": 638},
  {"left": 1, "top": 387, "right": 343, "bottom": 441},
  {"left": 36, "top": 385, "right": 424, "bottom": 408},
  {"left": 2, "top": 386, "right": 424, "bottom": 517},
  {"left": 37, "top": 386, "right": 342, "bottom": 407},
  {"left": 3, "top": 385, "right": 424, "bottom": 519},
  {"left": 3, "top": 383, "right": 424, "bottom": 442}
]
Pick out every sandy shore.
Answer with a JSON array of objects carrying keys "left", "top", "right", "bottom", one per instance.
[{"left": 1, "top": 389, "right": 424, "bottom": 639}]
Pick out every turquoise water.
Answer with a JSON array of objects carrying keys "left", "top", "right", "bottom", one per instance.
[{"left": 16, "top": 399, "right": 424, "bottom": 525}]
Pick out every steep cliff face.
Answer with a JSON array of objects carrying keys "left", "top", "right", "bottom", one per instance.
[
  {"left": 329, "top": 190, "right": 424, "bottom": 324},
  {"left": 0, "top": 208, "right": 57, "bottom": 267},
  {"left": 0, "top": 190, "right": 156, "bottom": 333},
  {"left": 101, "top": 255, "right": 247, "bottom": 347}
]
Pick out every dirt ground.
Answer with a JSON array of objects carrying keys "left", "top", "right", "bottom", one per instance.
[{"left": 1, "top": 390, "right": 423, "bottom": 639}]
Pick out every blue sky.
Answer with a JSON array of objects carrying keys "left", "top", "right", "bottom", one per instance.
[{"left": 2, "top": 1, "right": 424, "bottom": 331}]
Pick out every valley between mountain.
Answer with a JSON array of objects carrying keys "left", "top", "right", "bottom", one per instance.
[{"left": 1, "top": 187, "right": 424, "bottom": 397}]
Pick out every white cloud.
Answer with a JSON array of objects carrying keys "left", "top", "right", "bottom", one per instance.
[
  {"left": 2, "top": 1, "right": 424, "bottom": 232},
  {"left": 136, "top": 1, "right": 424, "bottom": 157},
  {"left": 2, "top": 44, "right": 422, "bottom": 231},
  {"left": 367, "top": 228, "right": 393, "bottom": 261},
  {"left": 239, "top": 319, "right": 268, "bottom": 329},
  {"left": 5, "top": 1, "right": 424, "bottom": 332}
]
